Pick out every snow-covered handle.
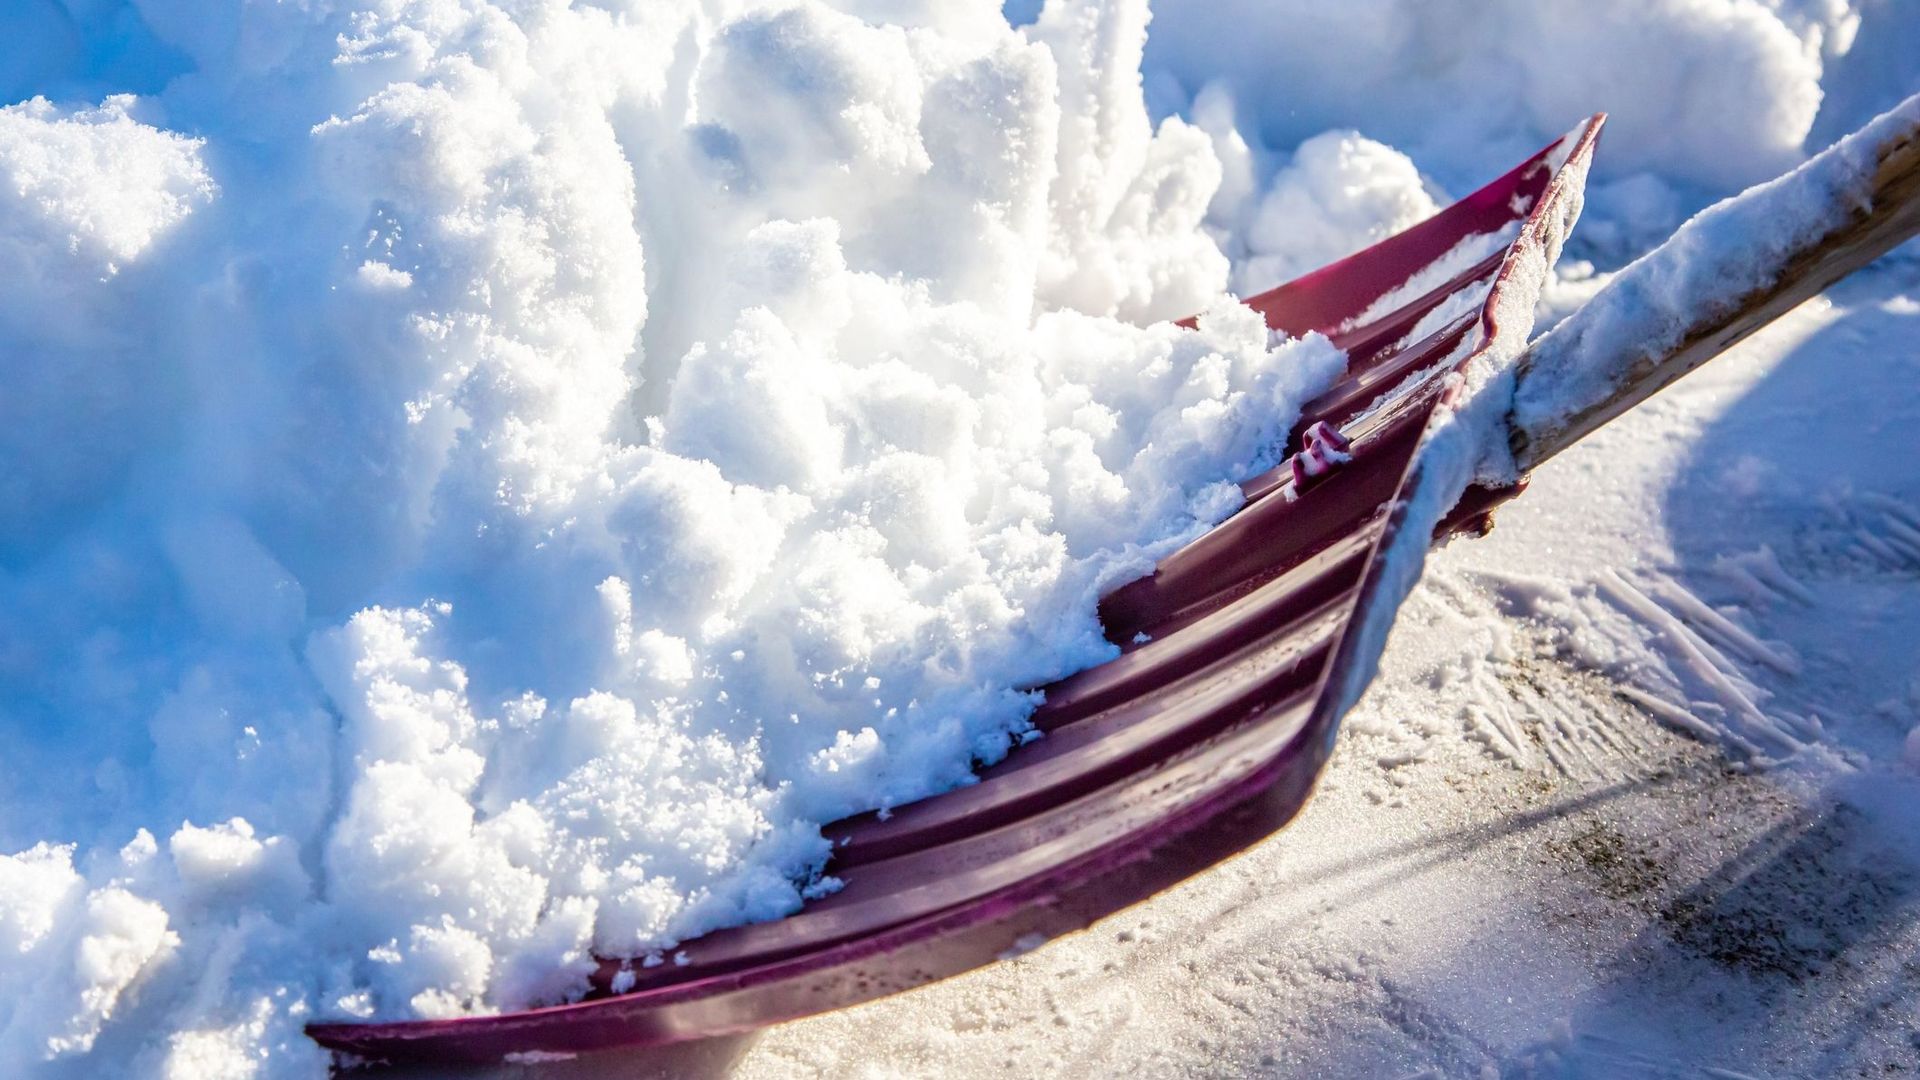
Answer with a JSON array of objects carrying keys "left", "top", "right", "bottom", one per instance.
[{"left": 1510, "top": 92, "right": 1920, "bottom": 473}]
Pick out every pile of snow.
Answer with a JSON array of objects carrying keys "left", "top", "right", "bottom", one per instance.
[
  {"left": 0, "top": 1, "right": 1345, "bottom": 1074},
  {"left": 1, "top": 0, "right": 1910, "bottom": 1075},
  {"left": 1146, "top": 0, "right": 1874, "bottom": 274},
  {"left": 1149, "top": 0, "right": 1844, "bottom": 188}
]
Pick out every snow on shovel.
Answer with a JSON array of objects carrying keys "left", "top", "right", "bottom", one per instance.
[{"left": 309, "top": 93, "right": 1920, "bottom": 1068}]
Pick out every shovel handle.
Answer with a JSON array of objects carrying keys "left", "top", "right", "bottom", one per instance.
[{"left": 1510, "top": 94, "right": 1920, "bottom": 474}]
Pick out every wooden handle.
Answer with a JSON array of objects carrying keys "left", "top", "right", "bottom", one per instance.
[{"left": 1510, "top": 96, "right": 1920, "bottom": 474}]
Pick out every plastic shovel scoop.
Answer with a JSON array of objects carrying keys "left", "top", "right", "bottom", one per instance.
[
  {"left": 309, "top": 117, "right": 1604, "bottom": 1068},
  {"left": 309, "top": 91, "right": 1920, "bottom": 1068}
]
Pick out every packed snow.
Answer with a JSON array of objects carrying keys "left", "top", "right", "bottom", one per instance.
[{"left": 2, "top": 0, "right": 1917, "bottom": 1077}]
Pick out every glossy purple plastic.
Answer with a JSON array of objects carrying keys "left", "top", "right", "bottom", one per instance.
[{"left": 309, "top": 118, "right": 1604, "bottom": 1067}]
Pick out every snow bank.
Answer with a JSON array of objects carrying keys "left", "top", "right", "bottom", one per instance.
[
  {"left": 1148, "top": 0, "right": 1848, "bottom": 188},
  {"left": 1148, "top": 0, "right": 1866, "bottom": 272},
  {"left": 0, "top": 1, "right": 1339, "bottom": 1074}
]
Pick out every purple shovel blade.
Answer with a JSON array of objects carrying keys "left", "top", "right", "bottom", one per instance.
[{"left": 309, "top": 116, "right": 1605, "bottom": 1068}]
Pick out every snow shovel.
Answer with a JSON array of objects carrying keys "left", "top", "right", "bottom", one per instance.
[{"left": 309, "top": 93, "right": 1920, "bottom": 1067}]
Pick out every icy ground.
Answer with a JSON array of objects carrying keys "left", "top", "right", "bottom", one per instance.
[{"left": 414, "top": 258, "right": 1920, "bottom": 1080}]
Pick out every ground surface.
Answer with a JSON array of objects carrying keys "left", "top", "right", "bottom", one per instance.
[{"left": 403, "top": 260, "right": 1920, "bottom": 1080}]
